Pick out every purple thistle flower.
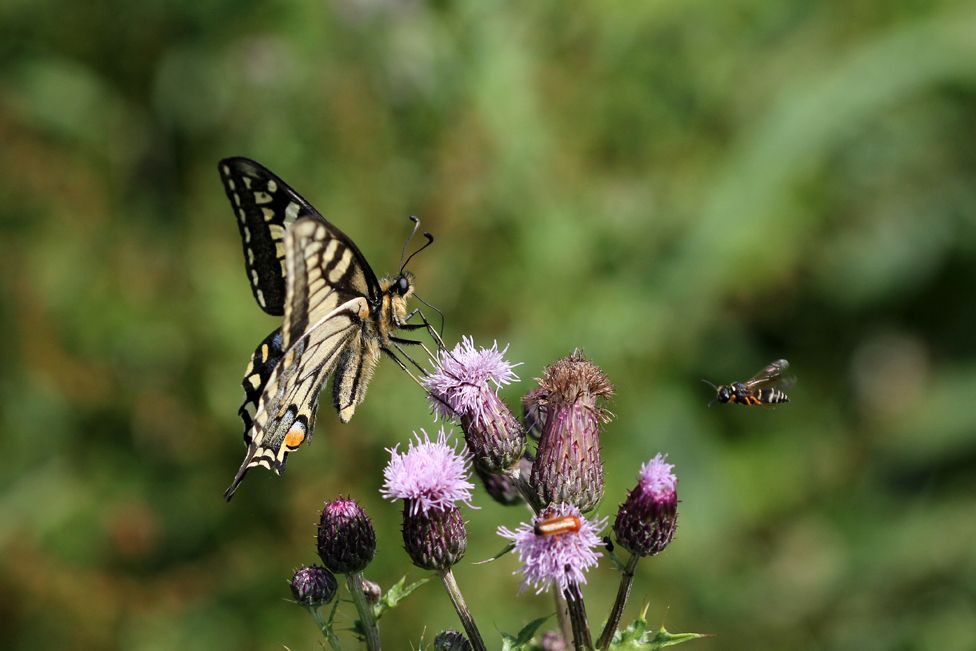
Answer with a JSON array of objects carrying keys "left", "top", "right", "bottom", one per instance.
[
  {"left": 614, "top": 453, "right": 678, "bottom": 557},
  {"left": 424, "top": 337, "right": 526, "bottom": 474},
  {"left": 498, "top": 503, "right": 607, "bottom": 596},
  {"left": 381, "top": 428, "right": 475, "bottom": 516},
  {"left": 425, "top": 336, "right": 519, "bottom": 419}
]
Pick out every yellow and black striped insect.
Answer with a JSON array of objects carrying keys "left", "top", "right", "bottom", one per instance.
[
  {"left": 703, "top": 359, "right": 794, "bottom": 407},
  {"left": 218, "top": 157, "right": 439, "bottom": 500},
  {"left": 534, "top": 515, "right": 582, "bottom": 537}
]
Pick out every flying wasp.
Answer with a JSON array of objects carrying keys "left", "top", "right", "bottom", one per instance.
[{"left": 703, "top": 359, "right": 794, "bottom": 407}]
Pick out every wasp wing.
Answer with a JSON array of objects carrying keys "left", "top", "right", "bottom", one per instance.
[
  {"left": 224, "top": 217, "right": 379, "bottom": 500},
  {"left": 743, "top": 359, "right": 795, "bottom": 391}
]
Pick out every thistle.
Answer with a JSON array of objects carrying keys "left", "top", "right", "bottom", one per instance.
[
  {"left": 424, "top": 337, "right": 526, "bottom": 474},
  {"left": 530, "top": 350, "right": 613, "bottom": 513},
  {"left": 434, "top": 630, "right": 472, "bottom": 650},
  {"left": 497, "top": 503, "right": 607, "bottom": 596},
  {"left": 613, "top": 453, "right": 678, "bottom": 557},
  {"left": 289, "top": 565, "right": 338, "bottom": 608},
  {"left": 381, "top": 428, "right": 487, "bottom": 651},
  {"left": 316, "top": 497, "right": 376, "bottom": 575}
]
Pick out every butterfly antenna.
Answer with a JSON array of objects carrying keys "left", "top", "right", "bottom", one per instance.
[
  {"left": 398, "top": 215, "right": 422, "bottom": 270},
  {"left": 400, "top": 230, "right": 434, "bottom": 274}
]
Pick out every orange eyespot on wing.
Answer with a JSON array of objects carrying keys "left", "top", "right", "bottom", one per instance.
[
  {"left": 284, "top": 425, "right": 306, "bottom": 449},
  {"left": 534, "top": 515, "right": 582, "bottom": 537}
]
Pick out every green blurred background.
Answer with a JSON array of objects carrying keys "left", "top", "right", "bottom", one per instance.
[{"left": 2, "top": 1, "right": 975, "bottom": 649}]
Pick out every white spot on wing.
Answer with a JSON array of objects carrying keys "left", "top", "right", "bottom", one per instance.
[
  {"left": 254, "top": 191, "right": 272, "bottom": 204},
  {"left": 256, "top": 289, "right": 266, "bottom": 306},
  {"left": 262, "top": 207, "right": 275, "bottom": 222},
  {"left": 285, "top": 202, "right": 300, "bottom": 223},
  {"left": 243, "top": 226, "right": 251, "bottom": 242},
  {"left": 267, "top": 179, "right": 278, "bottom": 193}
]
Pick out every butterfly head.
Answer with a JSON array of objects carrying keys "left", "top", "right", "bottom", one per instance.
[{"left": 381, "top": 271, "right": 415, "bottom": 325}]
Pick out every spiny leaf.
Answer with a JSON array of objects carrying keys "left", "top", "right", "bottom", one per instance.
[
  {"left": 372, "top": 576, "right": 430, "bottom": 620},
  {"left": 609, "top": 605, "right": 705, "bottom": 650}
]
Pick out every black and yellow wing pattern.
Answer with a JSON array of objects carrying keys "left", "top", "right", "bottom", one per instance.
[
  {"left": 219, "top": 157, "right": 413, "bottom": 500},
  {"left": 219, "top": 157, "right": 321, "bottom": 315}
]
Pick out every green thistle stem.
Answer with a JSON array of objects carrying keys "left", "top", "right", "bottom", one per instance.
[
  {"left": 439, "top": 568, "right": 487, "bottom": 651},
  {"left": 308, "top": 606, "right": 343, "bottom": 651},
  {"left": 596, "top": 552, "right": 640, "bottom": 649},
  {"left": 564, "top": 584, "right": 593, "bottom": 651},
  {"left": 504, "top": 463, "right": 543, "bottom": 512},
  {"left": 347, "top": 572, "right": 381, "bottom": 651},
  {"left": 554, "top": 590, "right": 574, "bottom": 647}
]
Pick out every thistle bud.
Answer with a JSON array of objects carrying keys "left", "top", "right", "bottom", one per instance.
[
  {"left": 433, "top": 630, "right": 472, "bottom": 651},
  {"left": 540, "top": 630, "right": 568, "bottom": 651},
  {"left": 289, "top": 565, "right": 338, "bottom": 608},
  {"left": 475, "top": 453, "right": 532, "bottom": 506},
  {"left": 361, "top": 578, "right": 382, "bottom": 605},
  {"left": 401, "top": 503, "right": 467, "bottom": 571},
  {"left": 424, "top": 337, "right": 526, "bottom": 474},
  {"left": 316, "top": 497, "right": 376, "bottom": 574},
  {"left": 613, "top": 454, "right": 678, "bottom": 557},
  {"left": 530, "top": 351, "right": 612, "bottom": 512}
]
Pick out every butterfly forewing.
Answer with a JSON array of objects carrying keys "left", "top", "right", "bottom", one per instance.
[{"left": 219, "top": 157, "right": 322, "bottom": 316}]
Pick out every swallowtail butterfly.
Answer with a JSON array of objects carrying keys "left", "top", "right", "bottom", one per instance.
[{"left": 218, "top": 158, "right": 433, "bottom": 500}]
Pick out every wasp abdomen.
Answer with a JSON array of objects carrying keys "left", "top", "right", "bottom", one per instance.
[{"left": 757, "top": 388, "right": 789, "bottom": 404}]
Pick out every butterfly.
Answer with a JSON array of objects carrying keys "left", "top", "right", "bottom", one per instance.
[{"left": 218, "top": 157, "right": 436, "bottom": 500}]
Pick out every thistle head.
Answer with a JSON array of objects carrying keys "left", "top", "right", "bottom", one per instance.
[
  {"left": 289, "top": 565, "right": 338, "bottom": 608},
  {"left": 530, "top": 350, "right": 613, "bottom": 512},
  {"left": 316, "top": 497, "right": 376, "bottom": 574},
  {"left": 613, "top": 453, "right": 678, "bottom": 557},
  {"left": 380, "top": 428, "right": 475, "bottom": 516},
  {"left": 497, "top": 503, "right": 607, "bottom": 596},
  {"left": 424, "top": 337, "right": 526, "bottom": 473},
  {"left": 401, "top": 503, "right": 468, "bottom": 571},
  {"left": 433, "top": 630, "right": 472, "bottom": 651}
]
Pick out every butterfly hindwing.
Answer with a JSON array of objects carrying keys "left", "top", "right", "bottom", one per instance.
[
  {"left": 239, "top": 328, "right": 285, "bottom": 443},
  {"left": 218, "top": 157, "right": 322, "bottom": 316}
]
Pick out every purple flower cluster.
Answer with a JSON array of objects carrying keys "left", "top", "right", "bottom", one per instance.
[
  {"left": 498, "top": 504, "right": 607, "bottom": 596},
  {"left": 424, "top": 337, "right": 520, "bottom": 422},
  {"left": 424, "top": 338, "right": 526, "bottom": 474},
  {"left": 381, "top": 428, "right": 475, "bottom": 515},
  {"left": 382, "top": 428, "right": 476, "bottom": 571}
]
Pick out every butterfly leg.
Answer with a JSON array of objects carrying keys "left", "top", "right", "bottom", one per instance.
[
  {"left": 402, "top": 309, "right": 448, "bottom": 352},
  {"left": 389, "top": 337, "right": 435, "bottom": 375},
  {"left": 380, "top": 346, "right": 428, "bottom": 390}
]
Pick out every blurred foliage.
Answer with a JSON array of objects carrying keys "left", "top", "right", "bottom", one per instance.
[{"left": 2, "top": 0, "right": 976, "bottom": 649}]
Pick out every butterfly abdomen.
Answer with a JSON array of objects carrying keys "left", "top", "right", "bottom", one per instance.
[{"left": 333, "top": 330, "right": 381, "bottom": 423}]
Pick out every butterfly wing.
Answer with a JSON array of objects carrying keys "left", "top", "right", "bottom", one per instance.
[
  {"left": 224, "top": 216, "right": 382, "bottom": 500},
  {"left": 219, "top": 157, "right": 325, "bottom": 316}
]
